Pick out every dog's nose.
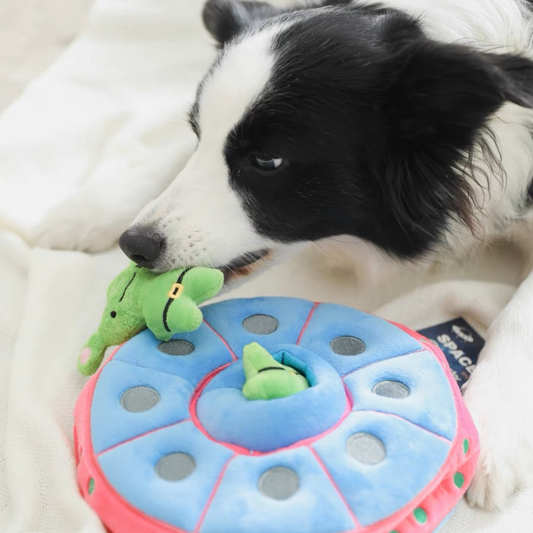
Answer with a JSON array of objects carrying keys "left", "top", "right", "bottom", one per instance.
[{"left": 119, "top": 228, "right": 164, "bottom": 269}]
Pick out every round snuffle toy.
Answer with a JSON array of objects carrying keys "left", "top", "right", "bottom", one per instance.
[{"left": 74, "top": 297, "right": 479, "bottom": 533}]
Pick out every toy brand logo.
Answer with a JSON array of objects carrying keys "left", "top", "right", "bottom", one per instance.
[
  {"left": 452, "top": 325, "right": 474, "bottom": 343},
  {"left": 436, "top": 334, "right": 476, "bottom": 377},
  {"left": 418, "top": 318, "right": 484, "bottom": 388}
]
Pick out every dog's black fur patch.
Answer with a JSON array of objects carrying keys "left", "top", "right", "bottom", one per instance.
[
  {"left": 200, "top": 0, "right": 533, "bottom": 259},
  {"left": 203, "top": 0, "right": 280, "bottom": 47}
]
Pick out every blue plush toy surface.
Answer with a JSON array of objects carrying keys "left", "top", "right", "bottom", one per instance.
[{"left": 77, "top": 296, "right": 474, "bottom": 533}]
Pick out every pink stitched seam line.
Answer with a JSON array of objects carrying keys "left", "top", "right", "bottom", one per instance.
[
  {"left": 97, "top": 419, "right": 191, "bottom": 457},
  {"left": 193, "top": 454, "right": 236, "bottom": 533},
  {"left": 297, "top": 302, "right": 320, "bottom": 345},
  {"left": 203, "top": 319, "right": 238, "bottom": 361},
  {"left": 354, "top": 409, "right": 453, "bottom": 444},
  {"left": 341, "top": 348, "right": 426, "bottom": 379},
  {"left": 309, "top": 447, "right": 361, "bottom": 531}
]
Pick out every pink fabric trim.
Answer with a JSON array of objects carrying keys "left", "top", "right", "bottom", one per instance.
[
  {"left": 354, "top": 409, "right": 452, "bottom": 444},
  {"left": 388, "top": 321, "right": 429, "bottom": 344},
  {"left": 193, "top": 455, "right": 236, "bottom": 533},
  {"left": 342, "top": 348, "right": 425, "bottom": 378},
  {"left": 97, "top": 419, "right": 191, "bottom": 457},
  {"left": 202, "top": 319, "right": 237, "bottom": 361},
  {"left": 297, "top": 302, "right": 320, "bottom": 345},
  {"left": 309, "top": 447, "right": 361, "bottom": 530}
]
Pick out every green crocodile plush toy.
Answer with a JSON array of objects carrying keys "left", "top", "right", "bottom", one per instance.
[
  {"left": 78, "top": 263, "right": 224, "bottom": 376},
  {"left": 242, "top": 342, "right": 310, "bottom": 400}
]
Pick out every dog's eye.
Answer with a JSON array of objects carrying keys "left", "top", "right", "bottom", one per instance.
[{"left": 253, "top": 156, "right": 283, "bottom": 170}]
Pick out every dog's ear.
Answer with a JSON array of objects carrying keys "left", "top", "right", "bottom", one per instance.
[
  {"left": 376, "top": 41, "right": 533, "bottom": 233},
  {"left": 386, "top": 42, "right": 533, "bottom": 143},
  {"left": 489, "top": 52, "right": 533, "bottom": 109},
  {"left": 202, "top": 0, "right": 279, "bottom": 46}
]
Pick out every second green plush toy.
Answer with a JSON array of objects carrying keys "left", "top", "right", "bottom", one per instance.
[
  {"left": 78, "top": 263, "right": 224, "bottom": 376},
  {"left": 242, "top": 342, "right": 310, "bottom": 400}
]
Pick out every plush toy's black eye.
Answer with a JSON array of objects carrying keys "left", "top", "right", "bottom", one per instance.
[{"left": 110, "top": 311, "right": 117, "bottom": 318}]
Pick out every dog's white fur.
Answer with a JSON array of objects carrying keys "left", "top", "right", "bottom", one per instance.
[
  {"left": 36, "top": 0, "right": 533, "bottom": 511},
  {"left": 131, "top": 26, "right": 285, "bottom": 268}
]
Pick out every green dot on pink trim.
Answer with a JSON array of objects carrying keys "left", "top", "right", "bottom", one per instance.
[
  {"left": 414, "top": 507, "right": 428, "bottom": 524},
  {"left": 454, "top": 472, "right": 465, "bottom": 488},
  {"left": 88, "top": 478, "right": 95, "bottom": 495},
  {"left": 463, "top": 439, "right": 470, "bottom": 454}
]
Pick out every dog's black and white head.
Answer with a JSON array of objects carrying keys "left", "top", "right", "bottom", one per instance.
[{"left": 119, "top": 0, "right": 533, "bottom": 280}]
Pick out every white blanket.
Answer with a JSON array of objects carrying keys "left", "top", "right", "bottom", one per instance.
[{"left": 0, "top": 0, "right": 531, "bottom": 531}]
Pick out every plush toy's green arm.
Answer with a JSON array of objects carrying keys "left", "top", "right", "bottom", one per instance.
[
  {"left": 147, "top": 298, "right": 203, "bottom": 341},
  {"left": 180, "top": 267, "right": 225, "bottom": 303},
  {"left": 78, "top": 333, "right": 109, "bottom": 377},
  {"left": 242, "top": 342, "right": 310, "bottom": 401},
  {"left": 142, "top": 267, "right": 224, "bottom": 341}
]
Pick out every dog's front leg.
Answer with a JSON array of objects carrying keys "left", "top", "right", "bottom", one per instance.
[{"left": 465, "top": 266, "right": 533, "bottom": 510}]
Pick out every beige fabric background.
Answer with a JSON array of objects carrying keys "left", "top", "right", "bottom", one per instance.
[
  {"left": 0, "top": 0, "right": 93, "bottom": 111},
  {"left": 0, "top": 1, "right": 531, "bottom": 532}
]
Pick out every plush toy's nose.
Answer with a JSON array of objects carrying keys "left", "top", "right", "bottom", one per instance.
[{"left": 119, "top": 228, "right": 164, "bottom": 269}]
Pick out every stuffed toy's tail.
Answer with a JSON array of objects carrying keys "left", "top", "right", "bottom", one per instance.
[{"left": 78, "top": 334, "right": 109, "bottom": 376}]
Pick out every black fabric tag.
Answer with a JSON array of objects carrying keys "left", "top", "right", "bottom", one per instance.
[{"left": 417, "top": 318, "right": 485, "bottom": 388}]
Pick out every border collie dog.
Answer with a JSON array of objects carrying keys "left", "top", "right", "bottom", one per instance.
[{"left": 40, "top": 0, "right": 533, "bottom": 511}]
